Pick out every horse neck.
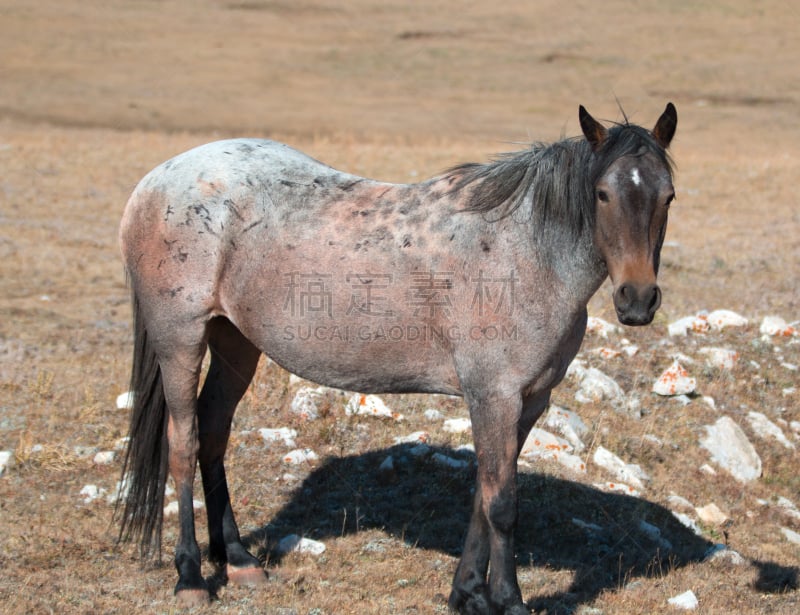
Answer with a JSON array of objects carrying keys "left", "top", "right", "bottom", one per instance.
[{"left": 511, "top": 202, "right": 608, "bottom": 306}]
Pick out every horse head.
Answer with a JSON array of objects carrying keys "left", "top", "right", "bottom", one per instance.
[{"left": 580, "top": 103, "right": 677, "bottom": 326}]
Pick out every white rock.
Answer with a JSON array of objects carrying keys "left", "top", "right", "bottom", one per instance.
[
  {"left": 290, "top": 386, "right": 325, "bottom": 421},
  {"left": 760, "top": 316, "right": 797, "bottom": 337},
  {"left": 423, "top": 408, "right": 444, "bottom": 421},
  {"left": 698, "top": 347, "right": 739, "bottom": 370},
  {"left": 699, "top": 463, "right": 717, "bottom": 476},
  {"left": 586, "top": 316, "right": 620, "bottom": 337},
  {"left": 116, "top": 391, "right": 134, "bottom": 410},
  {"left": 566, "top": 358, "right": 587, "bottom": 380},
  {"left": 707, "top": 309, "right": 748, "bottom": 330},
  {"left": 93, "top": 451, "right": 116, "bottom": 465},
  {"left": 695, "top": 503, "right": 728, "bottom": 525},
  {"left": 277, "top": 534, "right": 326, "bottom": 556},
  {"left": 668, "top": 314, "right": 710, "bottom": 336},
  {"left": 393, "top": 431, "right": 429, "bottom": 445},
  {"left": 781, "top": 362, "right": 798, "bottom": 371},
  {"left": 747, "top": 411, "right": 795, "bottom": 450},
  {"left": 666, "top": 494, "right": 694, "bottom": 511},
  {"left": 345, "top": 394, "right": 402, "bottom": 420},
  {"left": 699, "top": 416, "right": 762, "bottom": 482},
  {"left": 443, "top": 417, "right": 472, "bottom": 433},
  {"left": 775, "top": 496, "right": 800, "bottom": 522},
  {"left": 701, "top": 396, "right": 716, "bottom": 410},
  {"left": 592, "top": 446, "right": 650, "bottom": 490},
  {"left": 593, "top": 481, "right": 641, "bottom": 497},
  {"left": 431, "top": 452, "right": 469, "bottom": 469},
  {"left": 668, "top": 589, "right": 698, "bottom": 609},
  {"left": 574, "top": 367, "right": 626, "bottom": 406},
  {"left": 545, "top": 405, "right": 589, "bottom": 452},
  {"left": 259, "top": 427, "right": 298, "bottom": 448},
  {"left": 0, "top": 451, "right": 12, "bottom": 476},
  {"left": 784, "top": 387, "right": 797, "bottom": 397},
  {"left": 552, "top": 451, "right": 587, "bottom": 473},
  {"left": 520, "top": 427, "right": 573, "bottom": 457},
  {"left": 704, "top": 544, "right": 746, "bottom": 565},
  {"left": 79, "top": 484, "right": 107, "bottom": 504},
  {"left": 282, "top": 448, "right": 319, "bottom": 465},
  {"left": 672, "top": 511, "right": 703, "bottom": 536},
  {"left": 781, "top": 527, "right": 800, "bottom": 545},
  {"left": 113, "top": 436, "right": 130, "bottom": 451},
  {"left": 520, "top": 428, "right": 586, "bottom": 473},
  {"left": 652, "top": 360, "right": 696, "bottom": 396}
]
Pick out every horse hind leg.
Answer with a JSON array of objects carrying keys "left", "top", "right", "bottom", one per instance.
[
  {"left": 156, "top": 336, "right": 211, "bottom": 607},
  {"left": 198, "top": 317, "right": 266, "bottom": 586}
]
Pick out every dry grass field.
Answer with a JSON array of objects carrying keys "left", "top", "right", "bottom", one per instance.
[{"left": 0, "top": 1, "right": 798, "bottom": 613}]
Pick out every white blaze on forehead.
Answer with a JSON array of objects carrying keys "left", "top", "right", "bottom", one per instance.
[{"left": 630, "top": 168, "right": 641, "bottom": 186}]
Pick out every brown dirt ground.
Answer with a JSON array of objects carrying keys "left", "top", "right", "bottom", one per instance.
[{"left": 0, "top": 1, "right": 798, "bottom": 613}]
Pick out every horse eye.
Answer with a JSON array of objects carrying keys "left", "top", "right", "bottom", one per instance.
[
  {"left": 665, "top": 194, "right": 675, "bottom": 207},
  {"left": 597, "top": 190, "right": 609, "bottom": 203}
]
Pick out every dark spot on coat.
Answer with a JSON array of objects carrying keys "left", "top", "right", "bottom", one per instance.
[{"left": 481, "top": 240, "right": 491, "bottom": 253}]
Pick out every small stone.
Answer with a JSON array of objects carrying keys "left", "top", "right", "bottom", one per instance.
[
  {"left": 393, "top": 431, "right": 429, "bottom": 445},
  {"left": 668, "top": 589, "right": 698, "bottom": 609},
  {"left": 695, "top": 503, "right": 728, "bottom": 526},
  {"left": 290, "top": 387, "right": 325, "bottom": 421},
  {"left": 592, "top": 446, "right": 650, "bottom": 490},
  {"left": 423, "top": 408, "right": 444, "bottom": 421},
  {"left": 747, "top": 411, "right": 795, "bottom": 450},
  {"left": 545, "top": 405, "right": 588, "bottom": 452},
  {"left": 699, "top": 416, "right": 762, "bottom": 482},
  {"left": 593, "top": 481, "right": 641, "bottom": 497},
  {"left": 760, "top": 316, "right": 796, "bottom": 337},
  {"left": 672, "top": 511, "right": 703, "bottom": 536},
  {"left": 653, "top": 360, "right": 696, "bottom": 396},
  {"left": 586, "top": 316, "right": 620, "bottom": 337},
  {"left": 780, "top": 527, "right": 800, "bottom": 545},
  {"left": 345, "top": 394, "right": 402, "bottom": 420},
  {"left": 277, "top": 534, "right": 326, "bottom": 556},
  {"left": 259, "top": 427, "right": 298, "bottom": 448},
  {"left": 443, "top": 417, "right": 472, "bottom": 433},
  {"left": 666, "top": 494, "right": 694, "bottom": 511},
  {"left": 698, "top": 347, "right": 738, "bottom": 370},
  {"left": 80, "top": 484, "right": 106, "bottom": 504},
  {"left": 282, "top": 448, "right": 319, "bottom": 465},
  {"left": 93, "top": 451, "right": 116, "bottom": 465},
  {"left": 668, "top": 314, "right": 710, "bottom": 336},
  {"left": 706, "top": 309, "right": 748, "bottom": 330},
  {"left": 704, "top": 544, "right": 746, "bottom": 565},
  {"left": 0, "top": 451, "right": 12, "bottom": 476},
  {"left": 116, "top": 391, "right": 134, "bottom": 410}
]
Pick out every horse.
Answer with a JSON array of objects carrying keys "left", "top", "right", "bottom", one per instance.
[{"left": 117, "top": 103, "right": 677, "bottom": 613}]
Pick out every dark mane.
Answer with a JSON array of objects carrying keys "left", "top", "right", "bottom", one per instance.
[{"left": 447, "top": 123, "right": 674, "bottom": 241}]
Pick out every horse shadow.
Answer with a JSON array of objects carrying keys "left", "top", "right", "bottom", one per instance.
[{"left": 239, "top": 444, "right": 797, "bottom": 614}]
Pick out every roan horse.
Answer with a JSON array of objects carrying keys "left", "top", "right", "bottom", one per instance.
[{"left": 117, "top": 103, "right": 677, "bottom": 613}]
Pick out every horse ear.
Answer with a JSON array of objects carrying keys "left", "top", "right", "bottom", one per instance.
[
  {"left": 653, "top": 102, "right": 677, "bottom": 149},
  {"left": 579, "top": 105, "right": 608, "bottom": 150}
]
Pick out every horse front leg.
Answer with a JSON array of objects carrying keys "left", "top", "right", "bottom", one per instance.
[{"left": 450, "top": 390, "right": 529, "bottom": 615}]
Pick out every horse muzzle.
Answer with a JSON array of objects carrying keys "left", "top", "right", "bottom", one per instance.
[{"left": 613, "top": 282, "right": 661, "bottom": 326}]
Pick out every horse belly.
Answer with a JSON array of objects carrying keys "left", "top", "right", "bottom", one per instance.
[{"left": 220, "top": 259, "right": 463, "bottom": 395}]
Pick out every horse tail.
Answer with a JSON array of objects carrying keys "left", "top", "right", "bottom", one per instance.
[{"left": 115, "top": 291, "right": 169, "bottom": 560}]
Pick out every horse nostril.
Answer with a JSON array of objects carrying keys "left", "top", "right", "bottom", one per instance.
[{"left": 649, "top": 285, "right": 662, "bottom": 313}]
